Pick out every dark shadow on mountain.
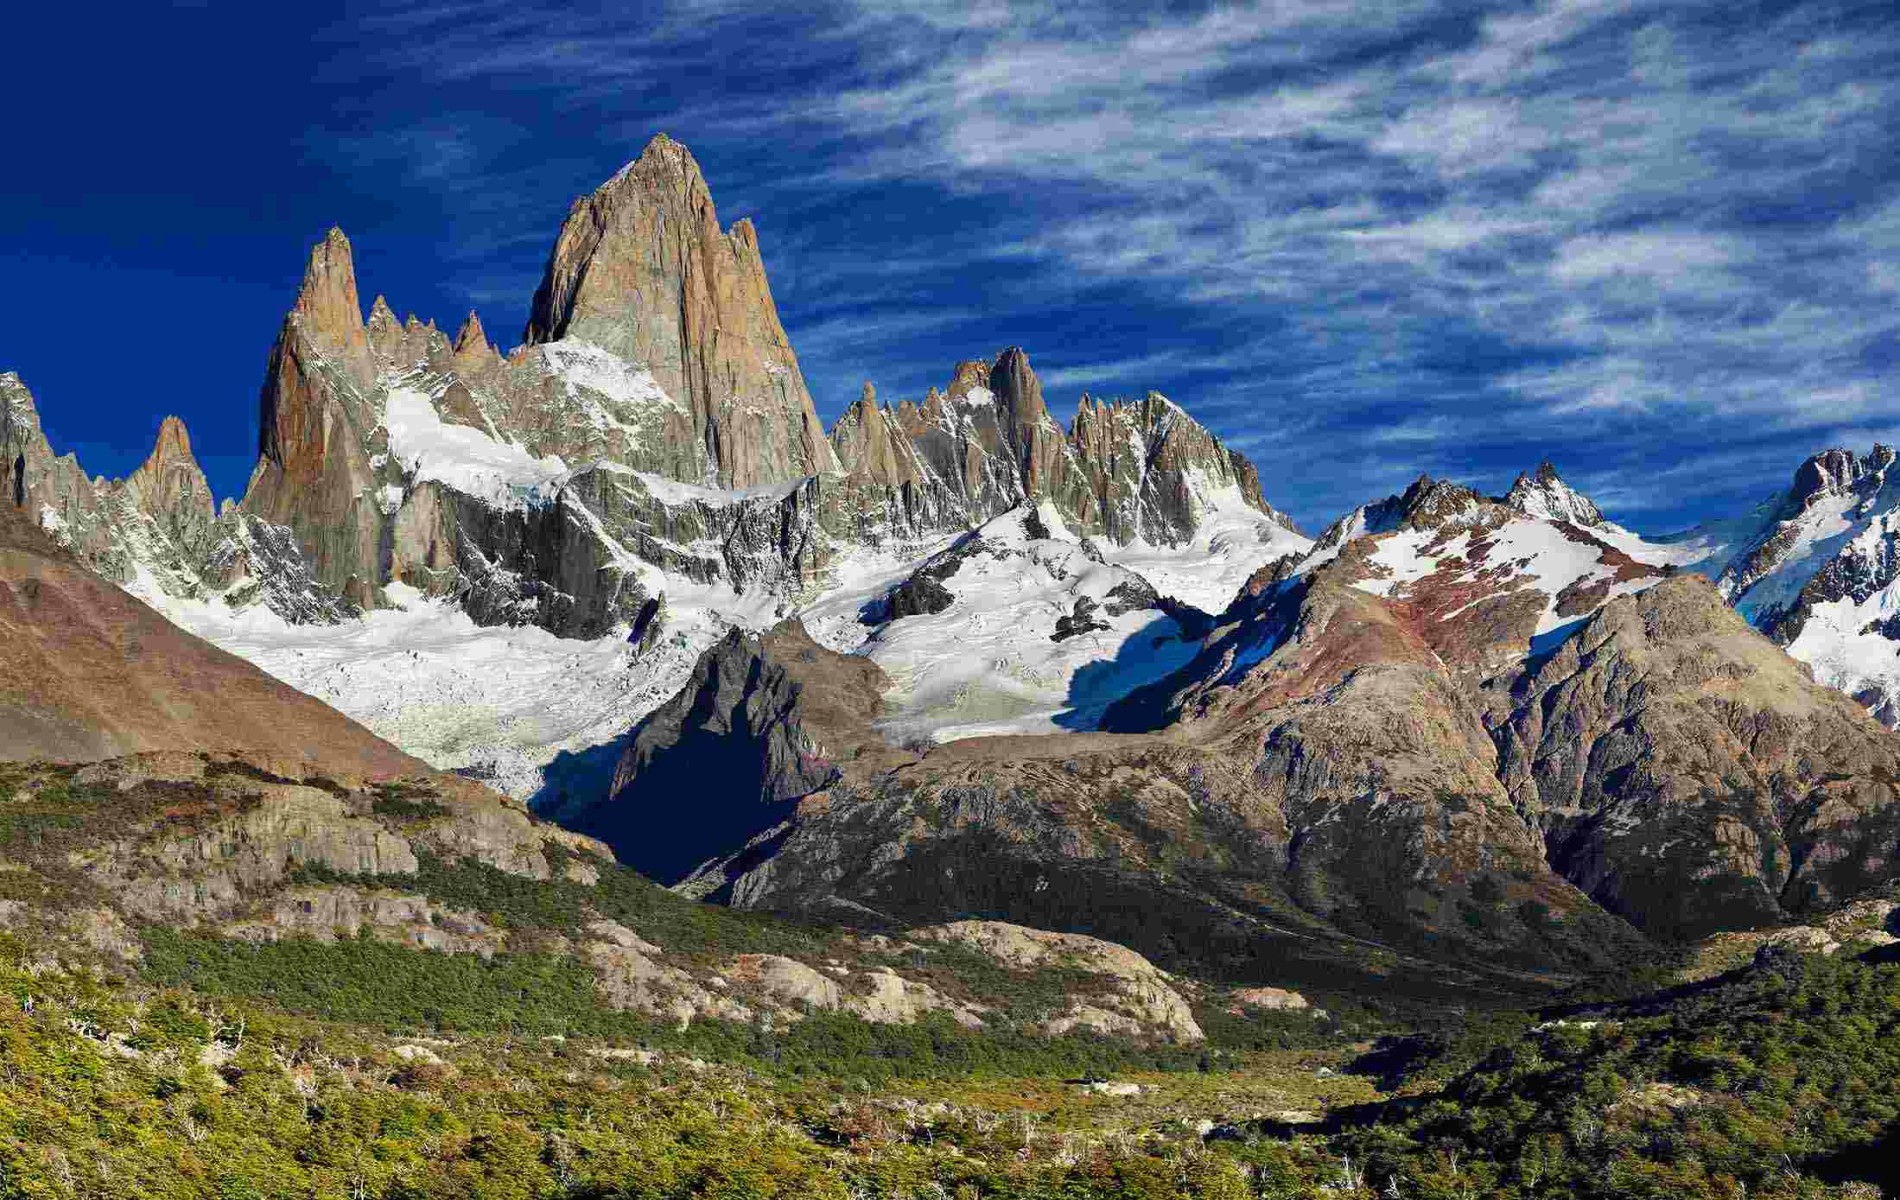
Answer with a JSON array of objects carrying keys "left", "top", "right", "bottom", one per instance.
[
  {"left": 1808, "top": 1122, "right": 1900, "bottom": 1193},
  {"left": 525, "top": 738, "right": 626, "bottom": 823},
  {"left": 561, "top": 733, "right": 806, "bottom": 887},
  {"left": 1052, "top": 612, "right": 1204, "bottom": 733},
  {"left": 1525, "top": 615, "right": 1588, "bottom": 665},
  {"left": 843, "top": 824, "right": 1577, "bottom": 1003}
]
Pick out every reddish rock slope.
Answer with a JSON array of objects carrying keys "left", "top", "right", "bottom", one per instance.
[{"left": 0, "top": 505, "right": 421, "bottom": 779}]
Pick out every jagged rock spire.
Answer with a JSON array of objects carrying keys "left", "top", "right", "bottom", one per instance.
[
  {"left": 1788, "top": 445, "right": 1896, "bottom": 508},
  {"left": 830, "top": 381, "right": 921, "bottom": 487},
  {"left": 246, "top": 228, "right": 388, "bottom": 609},
  {"left": 452, "top": 310, "right": 497, "bottom": 374},
  {"left": 523, "top": 133, "right": 836, "bottom": 487},
  {"left": 294, "top": 228, "right": 370, "bottom": 374},
  {"left": 987, "top": 347, "right": 1068, "bottom": 499},
  {"left": 2, "top": 373, "right": 42, "bottom": 511},
  {"left": 128, "top": 416, "right": 214, "bottom": 527},
  {"left": 453, "top": 310, "right": 489, "bottom": 355},
  {"left": 944, "top": 360, "right": 989, "bottom": 403}
]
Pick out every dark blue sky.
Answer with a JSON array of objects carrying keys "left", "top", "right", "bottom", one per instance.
[{"left": 4, "top": 0, "right": 1897, "bottom": 532}]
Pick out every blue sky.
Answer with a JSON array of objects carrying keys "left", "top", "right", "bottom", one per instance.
[{"left": 4, "top": 0, "right": 1897, "bottom": 533}]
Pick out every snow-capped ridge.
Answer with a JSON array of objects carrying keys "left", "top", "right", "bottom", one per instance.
[{"left": 1503, "top": 460, "right": 1605, "bottom": 529}]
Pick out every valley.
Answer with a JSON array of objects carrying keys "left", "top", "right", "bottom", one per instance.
[{"left": 3, "top": 133, "right": 1899, "bottom": 1198}]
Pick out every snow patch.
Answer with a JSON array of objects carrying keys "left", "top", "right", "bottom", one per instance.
[
  {"left": 535, "top": 340, "right": 683, "bottom": 418},
  {"left": 382, "top": 386, "right": 569, "bottom": 508},
  {"left": 630, "top": 472, "right": 809, "bottom": 508},
  {"left": 802, "top": 506, "right": 1210, "bottom": 744}
]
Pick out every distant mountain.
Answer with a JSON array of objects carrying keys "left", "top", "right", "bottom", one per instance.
[
  {"left": 2, "top": 134, "right": 1301, "bottom": 797},
  {"left": 1668, "top": 446, "right": 1900, "bottom": 725},
  {"left": 584, "top": 460, "right": 1900, "bottom": 990},
  {"left": 10, "top": 133, "right": 1900, "bottom": 987}
]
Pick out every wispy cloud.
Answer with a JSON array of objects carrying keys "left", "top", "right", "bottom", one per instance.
[{"left": 312, "top": 0, "right": 1900, "bottom": 531}]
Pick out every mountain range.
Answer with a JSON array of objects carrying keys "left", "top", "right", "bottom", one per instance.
[{"left": 7, "top": 134, "right": 1900, "bottom": 993}]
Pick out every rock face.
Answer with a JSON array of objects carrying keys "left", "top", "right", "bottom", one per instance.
[
  {"left": 1495, "top": 575, "right": 1900, "bottom": 938},
  {"left": 1504, "top": 460, "right": 1605, "bottom": 528},
  {"left": 600, "top": 462, "right": 1900, "bottom": 987},
  {"left": 2, "top": 372, "right": 350, "bottom": 625},
  {"left": 1673, "top": 445, "right": 1900, "bottom": 727},
  {"left": 245, "top": 228, "right": 390, "bottom": 609},
  {"left": 524, "top": 134, "right": 836, "bottom": 489},
  {"left": 833, "top": 353, "right": 1295, "bottom": 554},
  {"left": 125, "top": 417, "right": 217, "bottom": 554},
  {"left": 915, "top": 920, "right": 1203, "bottom": 1042},
  {"left": 106, "top": 136, "right": 1295, "bottom": 651}
]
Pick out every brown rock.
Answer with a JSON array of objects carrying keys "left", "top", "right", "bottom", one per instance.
[
  {"left": 915, "top": 921, "right": 1202, "bottom": 1042},
  {"left": 451, "top": 310, "right": 498, "bottom": 376},
  {"left": 293, "top": 227, "right": 374, "bottom": 389},
  {"left": 244, "top": 228, "right": 389, "bottom": 608},
  {"left": 0, "top": 503, "right": 420, "bottom": 778},
  {"left": 523, "top": 133, "right": 836, "bottom": 488},
  {"left": 1496, "top": 574, "right": 1900, "bottom": 937},
  {"left": 125, "top": 416, "right": 217, "bottom": 555}
]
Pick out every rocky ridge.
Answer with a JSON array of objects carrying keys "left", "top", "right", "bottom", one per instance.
[
  {"left": 225, "top": 135, "right": 1296, "bottom": 641},
  {"left": 2, "top": 374, "right": 349, "bottom": 625},
  {"left": 1673, "top": 445, "right": 1900, "bottom": 726},
  {"left": 522, "top": 133, "right": 835, "bottom": 490},
  {"left": 551, "top": 618, "right": 915, "bottom": 887},
  {"left": 1495, "top": 574, "right": 1900, "bottom": 938},
  {"left": 13, "top": 129, "right": 1900, "bottom": 995},
  {"left": 1, "top": 135, "right": 1301, "bottom": 796},
  {"left": 595, "top": 462, "right": 1900, "bottom": 987}
]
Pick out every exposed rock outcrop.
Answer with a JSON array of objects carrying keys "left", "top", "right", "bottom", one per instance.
[
  {"left": 124, "top": 417, "right": 217, "bottom": 553},
  {"left": 835, "top": 351, "right": 1296, "bottom": 554},
  {"left": 916, "top": 921, "right": 1202, "bottom": 1042},
  {"left": 1495, "top": 574, "right": 1900, "bottom": 937},
  {"left": 1503, "top": 460, "right": 1605, "bottom": 528},
  {"left": 243, "top": 228, "right": 392, "bottom": 609},
  {"left": 44, "top": 137, "right": 1295, "bottom": 655},
  {"left": 524, "top": 133, "right": 836, "bottom": 489},
  {"left": 0, "top": 751, "right": 611, "bottom": 960},
  {"left": 1674, "top": 444, "right": 1900, "bottom": 728},
  {"left": 1, "top": 375, "right": 259, "bottom": 608}
]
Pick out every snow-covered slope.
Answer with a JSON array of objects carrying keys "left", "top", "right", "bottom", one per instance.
[
  {"left": 382, "top": 380, "right": 570, "bottom": 507},
  {"left": 124, "top": 342, "right": 1309, "bottom": 796},
  {"left": 138, "top": 494, "right": 1296, "bottom": 793},
  {"left": 138, "top": 583, "right": 663, "bottom": 797},
  {"left": 801, "top": 503, "right": 1234, "bottom": 744},
  {"left": 1286, "top": 471, "right": 1715, "bottom": 675},
  {"left": 1094, "top": 472, "right": 1309, "bottom": 612}
]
